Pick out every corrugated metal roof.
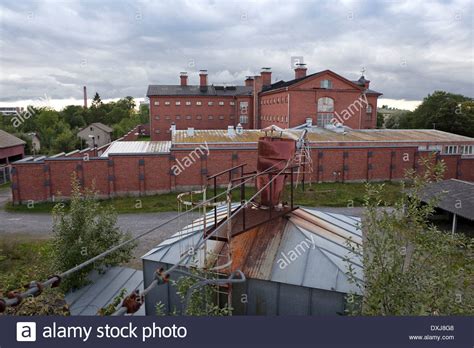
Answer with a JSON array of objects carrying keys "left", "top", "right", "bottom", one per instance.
[
  {"left": 65, "top": 267, "right": 144, "bottom": 315},
  {"left": 172, "top": 129, "right": 300, "bottom": 143},
  {"left": 172, "top": 128, "right": 474, "bottom": 144},
  {"left": 101, "top": 141, "right": 171, "bottom": 157},
  {"left": 142, "top": 207, "right": 363, "bottom": 294}
]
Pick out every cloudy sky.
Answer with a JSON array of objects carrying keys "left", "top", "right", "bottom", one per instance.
[{"left": 0, "top": 0, "right": 472, "bottom": 110}]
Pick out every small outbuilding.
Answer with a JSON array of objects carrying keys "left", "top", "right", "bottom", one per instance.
[{"left": 142, "top": 206, "right": 362, "bottom": 316}]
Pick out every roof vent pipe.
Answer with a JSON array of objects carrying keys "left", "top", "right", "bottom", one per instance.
[
  {"left": 187, "top": 127, "right": 195, "bottom": 136},
  {"left": 228, "top": 125, "right": 235, "bottom": 136},
  {"left": 236, "top": 123, "right": 243, "bottom": 135},
  {"left": 170, "top": 122, "right": 176, "bottom": 136},
  {"left": 305, "top": 117, "right": 313, "bottom": 127}
]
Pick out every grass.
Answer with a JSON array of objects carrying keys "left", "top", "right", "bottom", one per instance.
[
  {"left": 0, "top": 235, "right": 68, "bottom": 315},
  {"left": 4, "top": 181, "right": 404, "bottom": 214},
  {"left": 0, "top": 181, "right": 10, "bottom": 189}
]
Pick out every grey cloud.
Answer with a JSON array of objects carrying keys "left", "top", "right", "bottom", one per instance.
[{"left": 0, "top": 0, "right": 472, "bottom": 104}]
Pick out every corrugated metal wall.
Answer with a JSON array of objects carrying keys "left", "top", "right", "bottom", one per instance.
[{"left": 143, "top": 260, "right": 346, "bottom": 316}]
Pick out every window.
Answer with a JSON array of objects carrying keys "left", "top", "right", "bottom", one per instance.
[
  {"left": 90, "top": 127, "right": 93, "bottom": 131},
  {"left": 230, "top": 101, "right": 235, "bottom": 106},
  {"left": 230, "top": 116, "right": 234, "bottom": 120},
  {"left": 186, "top": 101, "right": 191, "bottom": 106},
  {"left": 196, "top": 115, "right": 202, "bottom": 120},
  {"left": 175, "top": 101, "right": 181, "bottom": 106},
  {"left": 461, "top": 145, "right": 473, "bottom": 155},
  {"left": 317, "top": 97, "right": 334, "bottom": 127},
  {"left": 219, "top": 115, "right": 225, "bottom": 120},
  {"left": 164, "top": 101, "right": 171, "bottom": 105},
  {"left": 366, "top": 104, "right": 373, "bottom": 120},
  {"left": 240, "top": 115, "right": 249, "bottom": 124},
  {"left": 165, "top": 116, "right": 171, "bottom": 120},
  {"left": 175, "top": 115, "right": 181, "bottom": 120},
  {"left": 318, "top": 97, "right": 334, "bottom": 112},
  {"left": 208, "top": 115, "right": 213, "bottom": 120},
  {"left": 155, "top": 116, "right": 160, "bottom": 120},
  {"left": 154, "top": 101, "right": 159, "bottom": 106},
  {"left": 317, "top": 114, "right": 333, "bottom": 127},
  {"left": 219, "top": 101, "right": 224, "bottom": 106},
  {"left": 97, "top": 135, "right": 100, "bottom": 140},
  {"left": 208, "top": 101, "right": 214, "bottom": 106},
  {"left": 155, "top": 129, "right": 160, "bottom": 134},
  {"left": 444, "top": 145, "right": 459, "bottom": 154},
  {"left": 320, "top": 79, "right": 332, "bottom": 89},
  {"left": 196, "top": 101, "right": 202, "bottom": 106},
  {"left": 186, "top": 115, "right": 192, "bottom": 120}
]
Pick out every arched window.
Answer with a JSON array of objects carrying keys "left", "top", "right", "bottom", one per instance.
[{"left": 317, "top": 97, "right": 334, "bottom": 126}]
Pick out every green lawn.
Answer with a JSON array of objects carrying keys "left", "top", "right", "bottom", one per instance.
[
  {"left": 5, "top": 181, "right": 404, "bottom": 214},
  {"left": 0, "top": 181, "right": 11, "bottom": 189}
]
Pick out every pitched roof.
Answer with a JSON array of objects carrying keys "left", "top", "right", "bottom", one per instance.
[
  {"left": 262, "top": 69, "right": 382, "bottom": 95},
  {"left": 0, "top": 129, "right": 26, "bottom": 149},
  {"left": 142, "top": 206, "right": 363, "bottom": 294},
  {"left": 147, "top": 85, "right": 253, "bottom": 97},
  {"left": 419, "top": 179, "right": 474, "bottom": 220},
  {"left": 90, "top": 122, "right": 113, "bottom": 133}
]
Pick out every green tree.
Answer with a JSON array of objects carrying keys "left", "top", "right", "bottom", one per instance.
[
  {"left": 52, "top": 174, "right": 136, "bottom": 291},
  {"left": 92, "top": 92, "right": 102, "bottom": 108},
  {"left": 393, "top": 91, "right": 473, "bottom": 136},
  {"left": 346, "top": 156, "right": 474, "bottom": 315}
]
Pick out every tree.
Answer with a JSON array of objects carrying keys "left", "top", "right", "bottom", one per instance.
[
  {"left": 92, "top": 92, "right": 102, "bottom": 108},
  {"left": 52, "top": 174, "right": 136, "bottom": 291},
  {"left": 376, "top": 112, "right": 384, "bottom": 128},
  {"left": 391, "top": 91, "right": 474, "bottom": 136},
  {"left": 346, "top": 155, "right": 473, "bottom": 315}
]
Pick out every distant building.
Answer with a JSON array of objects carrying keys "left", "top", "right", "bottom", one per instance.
[
  {"left": 147, "top": 65, "right": 382, "bottom": 140},
  {"left": 77, "top": 122, "right": 113, "bottom": 148},
  {"left": 0, "top": 106, "right": 24, "bottom": 116},
  {"left": 0, "top": 129, "right": 25, "bottom": 165}
]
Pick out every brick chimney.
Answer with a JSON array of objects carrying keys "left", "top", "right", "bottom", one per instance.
[
  {"left": 199, "top": 70, "right": 208, "bottom": 87},
  {"left": 245, "top": 76, "right": 254, "bottom": 87},
  {"left": 180, "top": 72, "right": 188, "bottom": 86},
  {"left": 261, "top": 67, "right": 272, "bottom": 87},
  {"left": 294, "top": 63, "right": 307, "bottom": 79},
  {"left": 83, "top": 86, "right": 87, "bottom": 109}
]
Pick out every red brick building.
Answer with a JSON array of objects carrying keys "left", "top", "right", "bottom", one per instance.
[
  {"left": 10, "top": 128, "right": 474, "bottom": 204},
  {"left": 148, "top": 65, "right": 382, "bottom": 141}
]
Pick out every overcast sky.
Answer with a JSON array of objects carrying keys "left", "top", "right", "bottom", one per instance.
[{"left": 0, "top": 0, "right": 472, "bottom": 111}]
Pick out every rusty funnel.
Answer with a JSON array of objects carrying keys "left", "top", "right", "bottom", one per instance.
[{"left": 256, "top": 136, "right": 296, "bottom": 207}]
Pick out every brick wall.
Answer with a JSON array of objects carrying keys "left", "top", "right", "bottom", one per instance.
[{"left": 11, "top": 144, "right": 474, "bottom": 204}]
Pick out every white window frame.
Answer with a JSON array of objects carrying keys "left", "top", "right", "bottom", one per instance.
[
  {"left": 320, "top": 79, "right": 332, "bottom": 89},
  {"left": 461, "top": 145, "right": 473, "bottom": 155},
  {"left": 175, "top": 101, "right": 181, "bottom": 106},
  {"left": 219, "top": 101, "right": 225, "bottom": 106},
  {"left": 208, "top": 101, "right": 214, "bottom": 106},
  {"left": 230, "top": 101, "right": 235, "bottom": 106},
  {"left": 185, "top": 101, "right": 191, "bottom": 106},
  {"left": 164, "top": 101, "right": 171, "bottom": 106},
  {"left": 444, "top": 145, "right": 459, "bottom": 154},
  {"left": 154, "top": 101, "right": 159, "bottom": 106},
  {"left": 240, "top": 115, "right": 249, "bottom": 124},
  {"left": 196, "top": 101, "right": 202, "bottom": 106}
]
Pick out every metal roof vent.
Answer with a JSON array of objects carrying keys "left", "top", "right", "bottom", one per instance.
[
  {"left": 236, "top": 123, "right": 243, "bottom": 135},
  {"left": 228, "top": 125, "right": 235, "bottom": 136},
  {"left": 187, "top": 127, "right": 195, "bottom": 136},
  {"left": 170, "top": 122, "right": 176, "bottom": 135},
  {"left": 305, "top": 117, "right": 313, "bottom": 127}
]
